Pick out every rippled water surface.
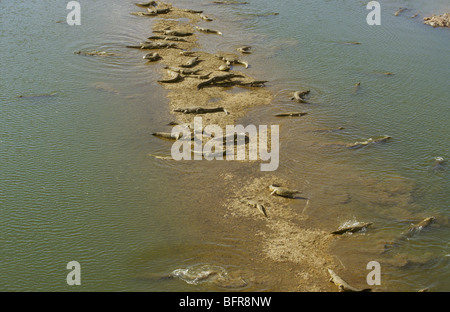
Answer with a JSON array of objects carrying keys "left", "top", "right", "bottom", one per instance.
[{"left": 1, "top": 0, "right": 448, "bottom": 291}]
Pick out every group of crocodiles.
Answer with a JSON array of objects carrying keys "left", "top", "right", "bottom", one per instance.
[
  {"left": 117, "top": 1, "right": 446, "bottom": 292},
  {"left": 327, "top": 216, "right": 437, "bottom": 292}
]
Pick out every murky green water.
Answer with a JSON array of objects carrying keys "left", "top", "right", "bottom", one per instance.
[{"left": 1, "top": 0, "right": 448, "bottom": 291}]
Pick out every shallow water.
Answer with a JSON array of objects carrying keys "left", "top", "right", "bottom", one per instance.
[{"left": 0, "top": 0, "right": 448, "bottom": 291}]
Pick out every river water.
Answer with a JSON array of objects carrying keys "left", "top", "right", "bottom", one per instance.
[{"left": 0, "top": 0, "right": 448, "bottom": 291}]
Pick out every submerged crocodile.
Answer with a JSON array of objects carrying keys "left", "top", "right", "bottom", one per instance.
[
  {"left": 147, "top": 7, "right": 171, "bottom": 14},
  {"left": 331, "top": 222, "right": 373, "bottom": 235},
  {"left": 147, "top": 35, "right": 188, "bottom": 42},
  {"left": 153, "top": 29, "right": 194, "bottom": 37},
  {"left": 383, "top": 217, "right": 436, "bottom": 253},
  {"left": 346, "top": 135, "right": 391, "bottom": 149},
  {"left": 74, "top": 50, "right": 119, "bottom": 57},
  {"left": 237, "top": 46, "right": 251, "bottom": 54},
  {"left": 215, "top": 55, "right": 249, "bottom": 68},
  {"left": 274, "top": 112, "right": 307, "bottom": 117},
  {"left": 143, "top": 52, "right": 161, "bottom": 61},
  {"left": 180, "top": 56, "right": 201, "bottom": 68},
  {"left": 164, "top": 66, "right": 201, "bottom": 75},
  {"left": 126, "top": 41, "right": 180, "bottom": 50}
]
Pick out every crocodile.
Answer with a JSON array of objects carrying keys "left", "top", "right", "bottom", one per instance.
[
  {"left": 197, "top": 73, "right": 245, "bottom": 90},
  {"left": 346, "top": 135, "right": 391, "bottom": 149},
  {"left": 180, "top": 56, "right": 201, "bottom": 68},
  {"left": 274, "top": 112, "right": 307, "bottom": 117},
  {"left": 173, "top": 107, "right": 228, "bottom": 115},
  {"left": 195, "top": 26, "right": 223, "bottom": 35},
  {"left": 143, "top": 52, "right": 161, "bottom": 61},
  {"left": 126, "top": 42, "right": 179, "bottom": 49},
  {"left": 182, "top": 9, "right": 203, "bottom": 14},
  {"left": 199, "top": 14, "right": 213, "bottom": 21},
  {"left": 243, "top": 200, "right": 267, "bottom": 217},
  {"left": 130, "top": 11, "right": 157, "bottom": 17},
  {"left": 291, "top": 90, "right": 310, "bottom": 103},
  {"left": 328, "top": 269, "right": 371, "bottom": 292},
  {"left": 331, "top": 222, "right": 373, "bottom": 235},
  {"left": 269, "top": 184, "right": 302, "bottom": 199},
  {"left": 158, "top": 72, "right": 183, "bottom": 83},
  {"left": 147, "top": 35, "right": 188, "bottom": 42},
  {"left": 134, "top": 1, "right": 157, "bottom": 8}
]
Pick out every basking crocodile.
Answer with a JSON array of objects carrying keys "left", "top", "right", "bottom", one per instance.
[
  {"left": 187, "top": 72, "right": 212, "bottom": 80},
  {"left": 147, "top": 35, "right": 188, "bottom": 42},
  {"left": 182, "top": 9, "right": 203, "bottom": 14},
  {"left": 173, "top": 107, "right": 228, "bottom": 115},
  {"left": 143, "top": 52, "right": 161, "bottom": 61},
  {"left": 215, "top": 55, "right": 249, "bottom": 68},
  {"left": 269, "top": 184, "right": 302, "bottom": 199},
  {"left": 164, "top": 66, "right": 201, "bottom": 75},
  {"left": 195, "top": 26, "right": 223, "bottom": 35},
  {"left": 197, "top": 73, "right": 245, "bottom": 90},
  {"left": 237, "top": 46, "right": 251, "bottom": 54},
  {"left": 180, "top": 56, "right": 201, "bottom": 68},
  {"left": 158, "top": 72, "right": 183, "bottom": 83},
  {"left": 179, "top": 51, "right": 196, "bottom": 56},
  {"left": 130, "top": 11, "right": 157, "bottom": 17},
  {"left": 74, "top": 50, "right": 119, "bottom": 56},
  {"left": 328, "top": 269, "right": 371, "bottom": 292},
  {"left": 218, "top": 64, "right": 231, "bottom": 71},
  {"left": 236, "top": 80, "right": 267, "bottom": 87},
  {"left": 154, "top": 29, "right": 194, "bottom": 37}
]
